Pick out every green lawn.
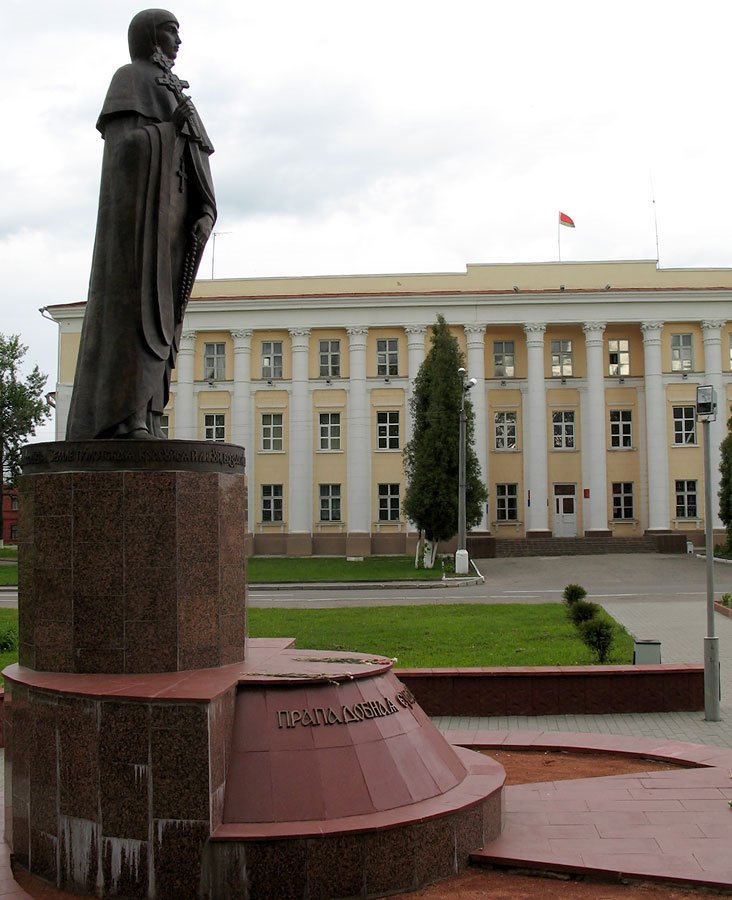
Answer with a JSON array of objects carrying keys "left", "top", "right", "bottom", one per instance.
[
  {"left": 0, "top": 603, "right": 634, "bottom": 680},
  {"left": 0, "top": 566, "right": 17, "bottom": 586},
  {"left": 0, "top": 547, "right": 18, "bottom": 560},
  {"left": 247, "top": 555, "right": 445, "bottom": 583},
  {"left": 248, "top": 603, "right": 634, "bottom": 667}
]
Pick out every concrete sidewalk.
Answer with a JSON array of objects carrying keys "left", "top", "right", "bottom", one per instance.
[{"left": 435, "top": 583, "right": 732, "bottom": 747}]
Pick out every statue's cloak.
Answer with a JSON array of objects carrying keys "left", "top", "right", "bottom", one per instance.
[{"left": 66, "top": 58, "right": 215, "bottom": 439}]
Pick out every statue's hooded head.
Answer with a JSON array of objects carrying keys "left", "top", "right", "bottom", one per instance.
[{"left": 128, "top": 9, "right": 179, "bottom": 61}]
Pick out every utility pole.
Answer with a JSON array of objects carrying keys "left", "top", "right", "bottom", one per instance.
[
  {"left": 456, "top": 367, "right": 476, "bottom": 575},
  {"left": 697, "top": 384, "right": 721, "bottom": 721}
]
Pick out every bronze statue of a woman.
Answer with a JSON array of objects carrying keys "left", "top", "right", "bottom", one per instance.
[{"left": 66, "top": 9, "right": 216, "bottom": 439}]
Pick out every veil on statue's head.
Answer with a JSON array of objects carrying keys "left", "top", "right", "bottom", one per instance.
[{"left": 128, "top": 9, "right": 178, "bottom": 61}]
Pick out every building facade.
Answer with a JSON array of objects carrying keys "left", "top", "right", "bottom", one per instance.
[
  {"left": 48, "top": 260, "right": 732, "bottom": 555},
  {"left": 2, "top": 487, "right": 19, "bottom": 545}
]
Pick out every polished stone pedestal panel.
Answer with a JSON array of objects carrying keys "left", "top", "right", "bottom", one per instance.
[
  {"left": 4, "top": 644, "right": 505, "bottom": 899},
  {"left": 16, "top": 441, "right": 247, "bottom": 673}
]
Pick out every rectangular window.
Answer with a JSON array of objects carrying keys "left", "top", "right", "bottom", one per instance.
[
  {"left": 377, "top": 411, "right": 400, "bottom": 449},
  {"left": 261, "top": 340, "right": 283, "bottom": 379},
  {"left": 494, "top": 411, "right": 517, "bottom": 450},
  {"left": 320, "top": 484, "right": 341, "bottom": 522},
  {"left": 159, "top": 414, "right": 169, "bottom": 438},
  {"left": 204, "top": 342, "right": 226, "bottom": 380},
  {"left": 493, "top": 340, "right": 515, "bottom": 377},
  {"left": 672, "top": 406, "right": 696, "bottom": 445},
  {"left": 319, "top": 412, "right": 341, "bottom": 450},
  {"left": 608, "top": 338, "right": 630, "bottom": 376},
  {"left": 319, "top": 339, "right": 341, "bottom": 377},
  {"left": 204, "top": 413, "right": 225, "bottom": 442},
  {"left": 609, "top": 409, "right": 632, "bottom": 448},
  {"left": 9, "top": 524, "right": 18, "bottom": 541},
  {"left": 377, "top": 338, "right": 399, "bottom": 376},
  {"left": 552, "top": 410, "right": 575, "bottom": 449},
  {"left": 671, "top": 333, "right": 693, "bottom": 371},
  {"left": 551, "top": 339, "right": 573, "bottom": 377},
  {"left": 496, "top": 483, "right": 518, "bottom": 521},
  {"left": 378, "top": 483, "right": 400, "bottom": 521},
  {"left": 261, "top": 413, "right": 283, "bottom": 451},
  {"left": 261, "top": 484, "right": 283, "bottom": 522},
  {"left": 675, "top": 479, "right": 698, "bottom": 518},
  {"left": 612, "top": 482, "right": 634, "bottom": 519},
  {"left": 10, "top": 495, "right": 19, "bottom": 511}
]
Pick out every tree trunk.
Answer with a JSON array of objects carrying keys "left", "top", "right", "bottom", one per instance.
[{"left": 423, "top": 539, "right": 438, "bottom": 569}]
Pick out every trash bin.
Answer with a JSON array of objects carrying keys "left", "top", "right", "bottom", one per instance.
[
  {"left": 633, "top": 639, "right": 661, "bottom": 664},
  {"left": 686, "top": 541, "right": 694, "bottom": 555}
]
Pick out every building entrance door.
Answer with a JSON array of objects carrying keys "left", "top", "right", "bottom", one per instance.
[{"left": 553, "top": 483, "right": 577, "bottom": 537}]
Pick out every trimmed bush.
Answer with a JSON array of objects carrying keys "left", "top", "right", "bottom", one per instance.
[
  {"left": 562, "top": 583, "right": 587, "bottom": 605},
  {"left": 579, "top": 618, "right": 614, "bottom": 663},
  {"left": 568, "top": 599, "right": 601, "bottom": 626}
]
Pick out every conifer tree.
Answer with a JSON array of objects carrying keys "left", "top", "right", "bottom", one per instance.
[
  {"left": 403, "top": 315, "right": 487, "bottom": 566},
  {"left": 719, "top": 410, "right": 732, "bottom": 550}
]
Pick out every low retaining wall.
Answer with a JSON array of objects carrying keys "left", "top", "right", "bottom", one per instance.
[{"left": 397, "top": 664, "right": 704, "bottom": 716}]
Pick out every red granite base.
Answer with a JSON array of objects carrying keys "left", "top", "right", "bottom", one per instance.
[{"left": 4, "top": 642, "right": 505, "bottom": 899}]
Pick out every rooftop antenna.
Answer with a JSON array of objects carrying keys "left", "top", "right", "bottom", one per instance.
[
  {"left": 211, "top": 231, "right": 231, "bottom": 279},
  {"left": 650, "top": 171, "right": 660, "bottom": 264}
]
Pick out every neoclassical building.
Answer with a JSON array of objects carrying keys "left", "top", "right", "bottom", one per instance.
[{"left": 47, "top": 260, "right": 732, "bottom": 555}]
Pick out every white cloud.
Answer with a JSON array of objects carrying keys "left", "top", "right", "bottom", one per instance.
[{"left": 3, "top": 0, "right": 732, "bottom": 391}]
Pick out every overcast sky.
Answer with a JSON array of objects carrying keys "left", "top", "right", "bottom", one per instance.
[{"left": 4, "top": 0, "right": 732, "bottom": 440}]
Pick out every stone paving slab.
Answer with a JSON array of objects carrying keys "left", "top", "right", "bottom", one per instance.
[{"left": 458, "top": 730, "right": 732, "bottom": 891}]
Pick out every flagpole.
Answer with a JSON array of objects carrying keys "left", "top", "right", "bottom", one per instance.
[{"left": 558, "top": 217, "right": 561, "bottom": 262}]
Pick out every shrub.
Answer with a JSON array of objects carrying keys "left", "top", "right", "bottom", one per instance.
[
  {"left": 579, "top": 618, "right": 614, "bottom": 663},
  {"left": 0, "top": 624, "right": 18, "bottom": 653},
  {"left": 562, "top": 583, "right": 587, "bottom": 604},
  {"left": 722, "top": 593, "right": 732, "bottom": 608},
  {"left": 568, "top": 599, "right": 600, "bottom": 626}
]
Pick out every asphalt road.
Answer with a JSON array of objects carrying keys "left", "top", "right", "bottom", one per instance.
[
  {"left": 2, "top": 553, "right": 730, "bottom": 610},
  {"left": 249, "top": 553, "right": 732, "bottom": 608}
]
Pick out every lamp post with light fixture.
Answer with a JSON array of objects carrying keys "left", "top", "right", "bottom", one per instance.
[
  {"left": 697, "top": 384, "right": 721, "bottom": 721},
  {"left": 456, "top": 367, "right": 477, "bottom": 575}
]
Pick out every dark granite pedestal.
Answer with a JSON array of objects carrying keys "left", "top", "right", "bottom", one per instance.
[
  {"left": 5, "top": 441, "right": 505, "bottom": 899},
  {"left": 16, "top": 441, "right": 247, "bottom": 673}
]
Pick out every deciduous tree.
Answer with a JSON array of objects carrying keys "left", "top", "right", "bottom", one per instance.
[
  {"left": 403, "top": 315, "right": 486, "bottom": 567},
  {"left": 0, "top": 335, "right": 50, "bottom": 545}
]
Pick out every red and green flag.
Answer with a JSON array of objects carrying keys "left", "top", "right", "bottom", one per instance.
[{"left": 559, "top": 211, "right": 575, "bottom": 228}]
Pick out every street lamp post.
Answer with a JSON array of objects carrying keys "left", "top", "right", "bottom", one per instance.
[
  {"left": 456, "top": 368, "right": 476, "bottom": 575},
  {"left": 697, "top": 384, "right": 721, "bottom": 722}
]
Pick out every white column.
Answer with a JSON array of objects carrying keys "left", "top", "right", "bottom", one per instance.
[
  {"left": 702, "top": 320, "right": 726, "bottom": 529},
  {"left": 582, "top": 322, "right": 609, "bottom": 533},
  {"left": 641, "top": 321, "right": 669, "bottom": 530},
  {"left": 523, "top": 324, "right": 549, "bottom": 534},
  {"left": 175, "top": 330, "right": 196, "bottom": 440},
  {"left": 288, "top": 328, "right": 312, "bottom": 534},
  {"left": 346, "top": 327, "right": 371, "bottom": 534},
  {"left": 231, "top": 329, "right": 253, "bottom": 527},
  {"left": 465, "top": 325, "right": 488, "bottom": 530},
  {"left": 404, "top": 326, "right": 427, "bottom": 444}
]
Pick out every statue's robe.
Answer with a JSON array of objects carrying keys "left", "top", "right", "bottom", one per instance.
[{"left": 66, "top": 58, "right": 216, "bottom": 439}]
